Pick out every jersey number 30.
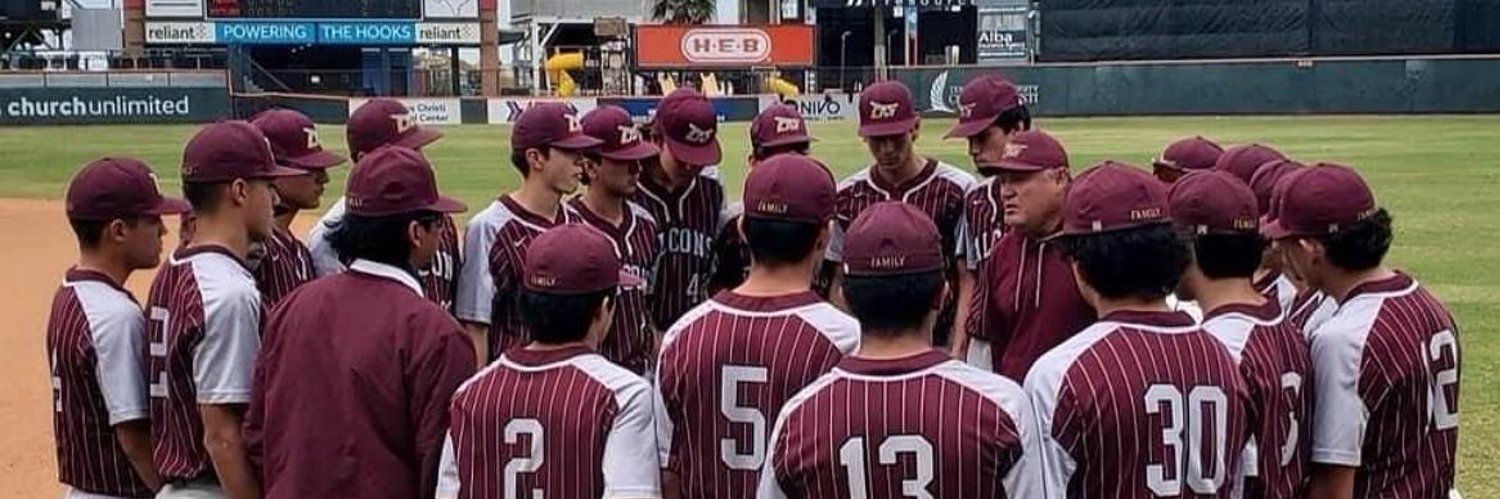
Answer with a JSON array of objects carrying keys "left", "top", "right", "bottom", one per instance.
[{"left": 1145, "top": 384, "right": 1229, "bottom": 497}]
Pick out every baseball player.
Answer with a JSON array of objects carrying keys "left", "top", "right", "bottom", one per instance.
[
  {"left": 564, "top": 104, "right": 662, "bottom": 375},
  {"left": 455, "top": 103, "right": 601, "bottom": 364},
  {"left": 436, "top": 224, "right": 660, "bottom": 499},
  {"left": 306, "top": 98, "right": 462, "bottom": 310},
  {"left": 1215, "top": 143, "right": 1287, "bottom": 185},
  {"left": 1263, "top": 164, "right": 1461, "bottom": 498},
  {"left": 1152, "top": 136, "right": 1223, "bottom": 184},
  {"left": 1260, "top": 166, "right": 1340, "bottom": 335},
  {"left": 1026, "top": 161, "right": 1251, "bottom": 498},
  {"left": 970, "top": 130, "right": 1095, "bottom": 380},
  {"left": 760, "top": 202, "right": 1042, "bottom": 499},
  {"left": 1248, "top": 159, "right": 1306, "bottom": 312},
  {"left": 1170, "top": 171, "right": 1313, "bottom": 498},
  {"left": 632, "top": 88, "right": 727, "bottom": 331},
  {"left": 826, "top": 80, "right": 975, "bottom": 348},
  {"left": 49, "top": 158, "right": 190, "bottom": 498},
  {"left": 942, "top": 74, "right": 1031, "bottom": 358},
  {"left": 655, "top": 154, "right": 859, "bottom": 499},
  {"left": 245, "top": 147, "right": 475, "bottom": 498},
  {"left": 248, "top": 109, "right": 346, "bottom": 309},
  {"left": 708, "top": 103, "right": 814, "bottom": 296},
  {"left": 145, "top": 122, "right": 306, "bottom": 498}
]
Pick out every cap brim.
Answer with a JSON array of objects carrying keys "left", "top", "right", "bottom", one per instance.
[
  {"left": 989, "top": 160, "right": 1051, "bottom": 173},
  {"left": 260, "top": 164, "right": 313, "bottom": 178},
  {"left": 284, "top": 150, "right": 348, "bottom": 170},
  {"left": 943, "top": 118, "right": 993, "bottom": 139},
  {"left": 601, "top": 141, "right": 661, "bottom": 161},
  {"left": 394, "top": 127, "right": 444, "bottom": 151},
  {"left": 553, "top": 134, "right": 606, "bottom": 150},
  {"left": 858, "top": 117, "right": 919, "bottom": 138},
  {"left": 425, "top": 196, "right": 468, "bottom": 214},
  {"left": 758, "top": 134, "right": 814, "bottom": 148},
  {"left": 617, "top": 270, "right": 644, "bottom": 289},
  {"left": 147, "top": 197, "right": 193, "bottom": 216},
  {"left": 665, "top": 137, "right": 723, "bottom": 166}
]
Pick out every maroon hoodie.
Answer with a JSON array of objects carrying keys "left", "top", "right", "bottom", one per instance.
[{"left": 979, "top": 230, "right": 1096, "bottom": 381}]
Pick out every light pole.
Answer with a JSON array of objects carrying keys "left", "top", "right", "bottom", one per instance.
[{"left": 839, "top": 30, "right": 852, "bottom": 91}]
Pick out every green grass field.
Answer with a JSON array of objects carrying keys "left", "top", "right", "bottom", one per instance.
[{"left": 3, "top": 115, "right": 1497, "bottom": 491}]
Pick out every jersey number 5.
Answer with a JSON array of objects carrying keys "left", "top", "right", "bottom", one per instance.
[
  {"left": 504, "top": 419, "right": 544, "bottom": 499},
  {"left": 1144, "top": 384, "right": 1230, "bottom": 497},
  {"left": 720, "top": 365, "right": 769, "bottom": 470}
]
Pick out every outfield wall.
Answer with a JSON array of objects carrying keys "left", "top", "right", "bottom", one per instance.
[{"left": 0, "top": 71, "right": 230, "bottom": 125}]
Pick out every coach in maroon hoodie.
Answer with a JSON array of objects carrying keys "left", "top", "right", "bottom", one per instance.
[
  {"left": 971, "top": 130, "right": 1095, "bottom": 381},
  {"left": 244, "top": 147, "right": 476, "bottom": 499}
]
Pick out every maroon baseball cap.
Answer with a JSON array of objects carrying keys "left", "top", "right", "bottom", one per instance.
[
  {"left": 743, "top": 154, "right": 835, "bottom": 223},
  {"left": 346, "top": 98, "right": 444, "bottom": 160},
  {"left": 944, "top": 74, "right": 1024, "bottom": 139},
  {"left": 843, "top": 202, "right": 944, "bottom": 276},
  {"left": 182, "top": 121, "right": 307, "bottom": 183},
  {"left": 1261, "top": 163, "right": 1378, "bottom": 240},
  {"left": 857, "top": 81, "right": 919, "bottom": 138},
  {"left": 1249, "top": 159, "right": 1306, "bottom": 216},
  {"left": 1057, "top": 161, "right": 1171, "bottom": 237},
  {"left": 1153, "top": 136, "right": 1224, "bottom": 172},
  {"left": 582, "top": 105, "right": 658, "bottom": 161},
  {"left": 1169, "top": 170, "right": 1259, "bottom": 235},
  {"left": 1215, "top": 143, "right": 1287, "bottom": 184},
  {"left": 655, "top": 88, "right": 722, "bottom": 166},
  {"left": 251, "top": 109, "right": 347, "bottom": 170},
  {"left": 524, "top": 223, "right": 643, "bottom": 294},
  {"left": 991, "top": 130, "right": 1069, "bottom": 173},
  {"left": 344, "top": 147, "right": 466, "bottom": 217},
  {"left": 67, "top": 157, "right": 191, "bottom": 220},
  {"left": 513, "top": 102, "right": 603, "bottom": 153},
  {"left": 751, "top": 104, "right": 813, "bottom": 149}
]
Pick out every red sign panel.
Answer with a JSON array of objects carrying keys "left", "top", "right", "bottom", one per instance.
[{"left": 636, "top": 25, "right": 815, "bottom": 67}]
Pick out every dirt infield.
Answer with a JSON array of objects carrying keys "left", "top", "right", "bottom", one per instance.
[{"left": 0, "top": 199, "right": 314, "bottom": 496}]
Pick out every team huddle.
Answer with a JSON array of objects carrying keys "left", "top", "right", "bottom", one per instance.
[{"left": 46, "top": 73, "right": 1460, "bottom": 499}]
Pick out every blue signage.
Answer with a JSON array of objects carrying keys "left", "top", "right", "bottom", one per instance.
[
  {"left": 318, "top": 22, "right": 415, "bottom": 45},
  {"left": 216, "top": 22, "right": 316, "bottom": 45}
]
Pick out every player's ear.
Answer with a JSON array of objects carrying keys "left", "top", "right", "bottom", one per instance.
[
  {"left": 228, "top": 178, "right": 250, "bottom": 207},
  {"left": 104, "top": 218, "right": 129, "bottom": 245}
]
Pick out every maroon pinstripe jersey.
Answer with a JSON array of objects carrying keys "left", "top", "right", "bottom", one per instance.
[
  {"left": 455, "top": 196, "right": 559, "bottom": 360},
  {"left": 1287, "top": 289, "right": 1338, "bottom": 337},
  {"left": 631, "top": 169, "right": 725, "bottom": 331},
  {"left": 564, "top": 198, "right": 661, "bottom": 374},
  {"left": 655, "top": 291, "right": 861, "bottom": 499},
  {"left": 828, "top": 160, "right": 975, "bottom": 345},
  {"left": 145, "top": 245, "right": 263, "bottom": 482},
  {"left": 1308, "top": 273, "right": 1459, "bottom": 498},
  {"left": 1201, "top": 301, "right": 1312, "bottom": 499},
  {"left": 761, "top": 350, "right": 1042, "bottom": 499},
  {"left": 47, "top": 269, "right": 153, "bottom": 497},
  {"left": 253, "top": 225, "right": 314, "bottom": 311},
  {"left": 981, "top": 232, "right": 1096, "bottom": 380},
  {"left": 1026, "top": 310, "right": 1250, "bottom": 499},
  {"left": 1254, "top": 271, "right": 1297, "bottom": 314},
  {"left": 959, "top": 177, "right": 1004, "bottom": 342},
  {"left": 421, "top": 215, "right": 462, "bottom": 312},
  {"left": 708, "top": 205, "right": 749, "bottom": 296},
  {"left": 437, "top": 346, "right": 660, "bottom": 499}
]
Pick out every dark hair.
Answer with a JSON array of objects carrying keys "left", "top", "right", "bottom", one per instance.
[
  {"left": 1313, "top": 208, "right": 1393, "bottom": 272},
  {"left": 327, "top": 211, "right": 440, "bottom": 268},
  {"left": 511, "top": 147, "right": 552, "bottom": 178},
  {"left": 183, "top": 181, "right": 229, "bottom": 212},
  {"left": 1061, "top": 224, "right": 1190, "bottom": 301},
  {"left": 69, "top": 217, "right": 149, "bottom": 249},
  {"left": 994, "top": 105, "right": 1032, "bottom": 134},
  {"left": 842, "top": 271, "right": 946, "bottom": 334},
  {"left": 743, "top": 216, "right": 822, "bottom": 267},
  {"left": 751, "top": 142, "right": 810, "bottom": 162},
  {"left": 1189, "top": 232, "right": 1267, "bottom": 279},
  {"left": 520, "top": 289, "right": 613, "bottom": 344}
]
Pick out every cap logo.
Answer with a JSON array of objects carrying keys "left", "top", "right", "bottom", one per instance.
[
  {"left": 773, "top": 116, "right": 802, "bottom": 134},
  {"left": 147, "top": 172, "right": 163, "bottom": 195},
  {"left": 566, "top": 113, "right": 582, "bottom": 133},
  {"left": 1233, "top": 218, "right": 1256, "bottom": 231},
  {"left": 869, "top": 101, "right": 901, "bottom": 120},
  {"left": 391, "top": 114, "right": 415, "bottom": 134},
  {"left": 756, "top": 200, "right": 789, "bottom": 215},
  {"left": 959, "top": 101, "right": 976, "bottom": 118},
  {"left": 686, "top": 123, "right": 715, "bottom": 144},
  {"left": 304, "top": 127, "right": 322, "bottom": 150},
  {"left": 1130, "top": 207, "right": 1163, "bottom": 221},
  {"left": 868, "top": 255, "right": 906, "bottom": 270},
  {"left": 1091, "top": 220, "right": 1104, "bottom": 231},
  {"left": 1003, "top": 142, "right": 1028, "bottom": 159},
  {"left": 617, "top": 124, "right": 643, "bottom": 145},
  {"left": 529, "top": 274, "right": 558, "bottom": 288}
]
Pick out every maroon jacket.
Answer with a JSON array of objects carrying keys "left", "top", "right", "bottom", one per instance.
[
  {"left": 979, "top": 231, "right": 1096, "bottom": 381},
  {"left": 246, "top": 259, "right": 476, "bottom": 499}
]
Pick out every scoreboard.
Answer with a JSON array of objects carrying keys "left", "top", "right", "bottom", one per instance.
[{"left": 207, "top": 0, "right": 423, "bottom": 19}]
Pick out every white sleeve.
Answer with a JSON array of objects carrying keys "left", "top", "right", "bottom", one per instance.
[
  {"left": 194, "top": 283, "right": 261, "bottom": 405},
  {"left": 93, "top": 306, "right": 149, "bottom": 425},
  {"left": 966, "top": 338, "right": 993, "bottom": 371},
  {"left": 453, "top": 218, "right": 495, "bottom": 325},
  {"left": 823, "top": 218, "right": 846, "bottom": 263},
  {"left": 435, "top": 432, "right": 460, "bottom": 499},
  {"left": 955, "top": 213, "right": 975, "bottom": 267},
  {"left": 1003, "top": 391, "right": 1046, "bottom": 499},
  {"left": 1308, "top": 314, "right": 1373, "bottom": 467},
  {"left": 602, "top": 382, "right": 663, "bottom": 498},
  {"left": 756, "top": 403, "right": 793, "bottom": 499},
  {"left": 1024, "top": 365, "right": 1076, "bottom": 497},
  {"left": 306, "top": 200, "right": 347, "bottom": 277}
]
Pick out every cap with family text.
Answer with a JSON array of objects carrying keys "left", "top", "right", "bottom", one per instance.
[{"left": 524, "top": 224, "right": 643, "bottom": 294}]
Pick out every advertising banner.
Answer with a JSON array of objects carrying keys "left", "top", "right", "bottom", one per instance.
[
  {"left": 896, "top": 68, "right": 1040, "bottom": 115},
  {"left": 763, "top": 93, "right": 858, "bottom": 122},
  {"left": 600, "top": 97, "right": 761, "bottom": 123},
  {"left": 0, "top": 87, "right": 229, "bottom": 125},
  {"left": 977, "top": 7, "right": 1031, "bottom": 62},
  {"left": 635, "top": 25, "right": 815, "bottom": 67},
  {"left": 145, "top": 21, "right": 482, "bottom": 45},
  {"left": 350, "top": 98, "right": 462, "bottom": 125},
  {"left": 146, "top": 22, "right": 217, "bottom": 44},
  {"left": 486, "top": 98, "right": 599, "bottom": 124}
]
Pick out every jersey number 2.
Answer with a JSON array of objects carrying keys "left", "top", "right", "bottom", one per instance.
[
  {"left": 504, "top": 419, "right": 544, "bottom": 499},
  {"left": 839, "top": 435, "right": 935, "bottom": 499},
  {"left": 146, "top": 306, "right": 170, "bottom": 399},
  {"left": 1145, "top": 384, "right": 1229, "bottom": 497},
  {"left": 1428, "top": 330, "right": 1460, "bottom": 431}
]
